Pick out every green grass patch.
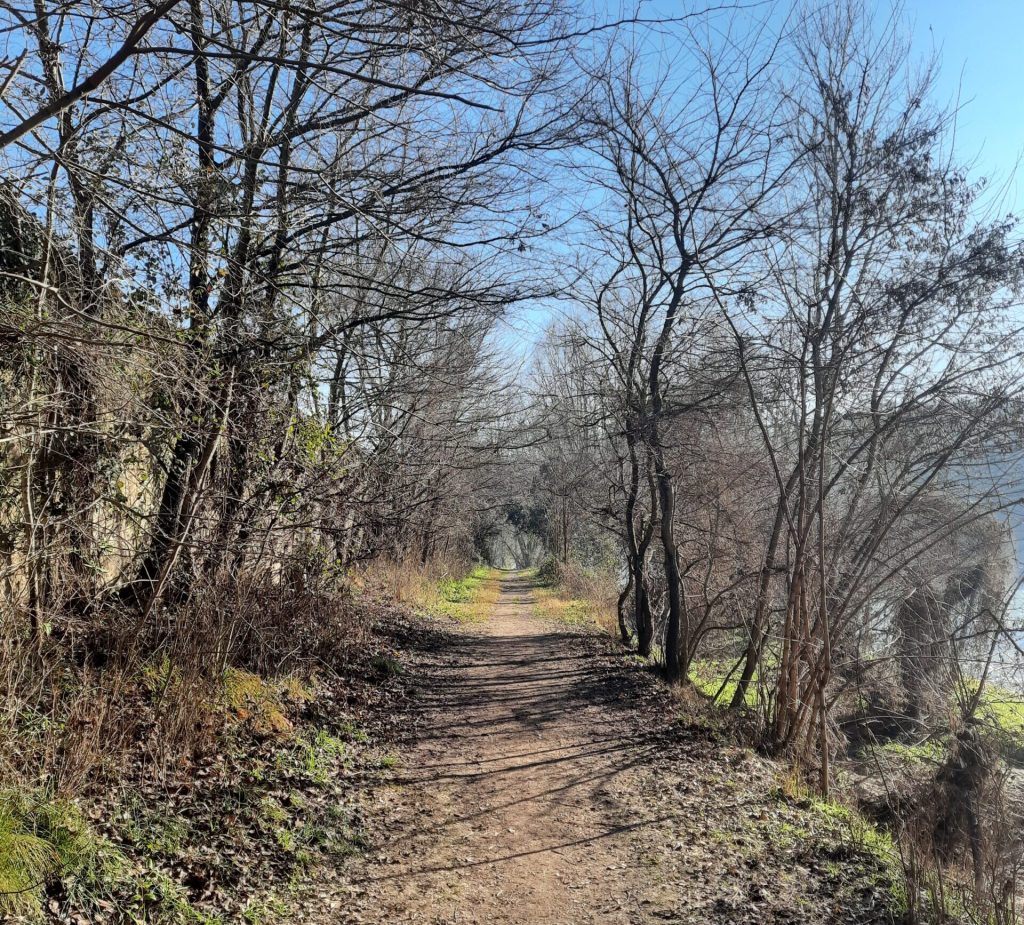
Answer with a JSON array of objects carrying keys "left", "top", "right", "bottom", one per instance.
[
  {"left": 689, "top": 659, "right": 759, "bottom": 708},
  {"left": 813, "top": 797, "right": 906, "bottom": 907},
  {"left": 0, "top": 788, "right": 225, "bottom": 923},
  {"left": 289, "top": 728, "right": 350, "bottom": 785},
  {"left": 772, "top": 773, "right": 906, "bottom": 913},
  {"left": 0, "top": 789, "right": 130, "bottom": 918},
  {"left": 957, "top": 681, "right": 1024, "bottom": 760},
  {"left": 430, "top": 565, "right": 501, "bottom": 622},
  {"left": 873, "top": 739, "right": 948, "bottom": 765},
  {"left": 975, "top": 685, "right": 1024, "bottom": 734}
]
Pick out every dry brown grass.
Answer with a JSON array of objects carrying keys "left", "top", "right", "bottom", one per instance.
[{"left": 530, "top": 560, "right": 619, "bottom": 635}]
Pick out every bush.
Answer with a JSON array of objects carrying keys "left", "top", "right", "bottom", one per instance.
[{"left": 535, "top": 555, "right": 561, "bottom": 586}]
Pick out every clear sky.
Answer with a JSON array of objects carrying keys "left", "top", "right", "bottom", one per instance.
[
  {"left": 905, "top": 0, "right": 1024, "bottom": 210},
  {"left": 498, "top": 1, "right": 1024, "bottom": 354}
]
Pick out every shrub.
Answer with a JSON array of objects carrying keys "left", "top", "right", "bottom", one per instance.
[{"left": 535, "top": 555, "right": 561, "bottom": 586}]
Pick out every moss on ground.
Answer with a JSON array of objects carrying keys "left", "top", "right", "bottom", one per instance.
[{"left": 224, "top": 669, "right": 287, "bottom": 736}]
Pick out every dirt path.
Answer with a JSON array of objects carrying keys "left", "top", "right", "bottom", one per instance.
[{"left": 342, "top": 572, "right": 901, "bottom": 925}]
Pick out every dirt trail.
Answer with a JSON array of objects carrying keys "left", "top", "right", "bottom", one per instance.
[
  {"left": 346, "top": 571, "right": 664, "bottom": 923},
  {"left": 343, "top": 572, "right": 899, "bottom": 925}
]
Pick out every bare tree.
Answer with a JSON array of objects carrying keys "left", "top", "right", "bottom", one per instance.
[
  {"left": 720, "top": 5, "right": 1024, "bottom": 795},
  {"left": 569, "top": 18, "right": 786, "bottom": 680}
]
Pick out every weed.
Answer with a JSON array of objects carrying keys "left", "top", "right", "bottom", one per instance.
[
  {"left": 121, "top": 798, "right": 190, "bottom": 856},
  {"left": 369, "top": 654, "right": 403, "bottom": 679},
  {"left": 259, "top": 796, "right": 288, "bottom": 826},
  {"left": 130, "top": 867, "right": 222, "bottom": 924},
  {"left": 337, "top": 719, "right": 369, "bottom": 743},
  {"left": 242, "top": 895, "right": 288, "bottom": 924},
  {"left": 0, "top": 789, "right": 126, "bottom": 917},
  {"left": 288, "top": 728, "right": 349, "bottom": 784},
  {"left": 0, "top": 812, "right": 57, "bottom": 916},
  {"left": 223, "top": 669, "right": 293, "bottom": 738}
]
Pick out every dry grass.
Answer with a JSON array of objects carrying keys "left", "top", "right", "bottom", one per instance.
[
  {"left": 358, "top": 556, "right": 468, "bottom": 605},
  {"left": 359, "top": 558, "right": 503, "bottom": 624},
  {"left": 529, "top": 562, "right": 618, "bottom": 635}
]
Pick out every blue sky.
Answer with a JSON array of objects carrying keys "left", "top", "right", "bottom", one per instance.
[
  {"left": 906, "top": 0, "right": 1024, "bottom": 209},
  {"left": 500, "top": 1, "right": 1024, "bottom": 353}
]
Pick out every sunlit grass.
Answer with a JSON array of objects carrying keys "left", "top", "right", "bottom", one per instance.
[
  {"left": 689, "top": 659, "right": 760, "bottom": 708},
  {"left": 429, "top": 565, "right": 502, "bottom": 622},
  {"left": 956, "top": 681, "right": 1024, "bottom": 758},
  {"left": 528, "top": 567, "right": 617, "bottom": 633}
]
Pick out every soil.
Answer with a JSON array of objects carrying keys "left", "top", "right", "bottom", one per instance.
[{"left": 340, "top": 573, "right": 902, "bottom": 925}]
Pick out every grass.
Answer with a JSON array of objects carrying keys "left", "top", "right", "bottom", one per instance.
[
  {"left": 290, "top": 728, "right": 350, "bottom": 785},
  {"left": 0, "top": 804, "right": 59, "bottom": 917},
  {"left": 689, "top": 659, "right": 760, "bottom": 708},
  {"left": 528, "top": 565, "right": 617, "bottom": 633},
  {"left": 973, "top": 683, "right": 1024, "bottom": 735},
  {"left": 531, "top": 589, "right": 602, "bottom": 626},
  {"left": 254, "top": 739, "right": 364, "bottom": 869},
  {"left": 817, "top": 800, "right": 907, "bottom": 910},
  {"left": 369, "top": 653, "right": 403, "bottom": 679},
  {"left": 0, "top": 787, "right": 223, "bottom": 923},
  {"left": 774, "top": 770, "right": 907, "bottom": 912},
  {"left": 242, "top": 895, "right": 288, "bottom": 924},
  {"left": 121, "top": 798, "right": 191, "bottom": 856},
  {"left": 954, "top": 681, "right": 1024, "bottom": 760},
  {"left": 429, "top": 564, "right": 502, "bottom": 622},
  {"left": 871, "top": 738, "right": 948, "bottom": 766},
  {"left": 0, "top": 656, "right": 378, "bottom": 924},
  {"left": 0, "top": 789, "right": 124, "bottom": 918}
]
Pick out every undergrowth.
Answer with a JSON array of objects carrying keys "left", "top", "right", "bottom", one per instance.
[
  {"left": 689, "top": 659, "right": 760, "bottom": 708},
  {"left": 429, "top": 565, "right": 501, "bottom": 622},
  {"left": 0, "top": 574, "right": 415, "bottom": 923},
  {"left": 529, "top": 559, "right": 617, "bottom": 634},
  {"left": 776, "top": 769, "right": 907, "bottom": 915}
]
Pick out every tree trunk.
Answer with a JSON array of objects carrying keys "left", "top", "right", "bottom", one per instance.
[{"left": 654, "top": 441, "right": 683, "bottom": 683}]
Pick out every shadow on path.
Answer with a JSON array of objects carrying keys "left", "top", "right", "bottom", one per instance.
[{"left": 348, "top": 571, "right": 686, "bottom": 924}]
